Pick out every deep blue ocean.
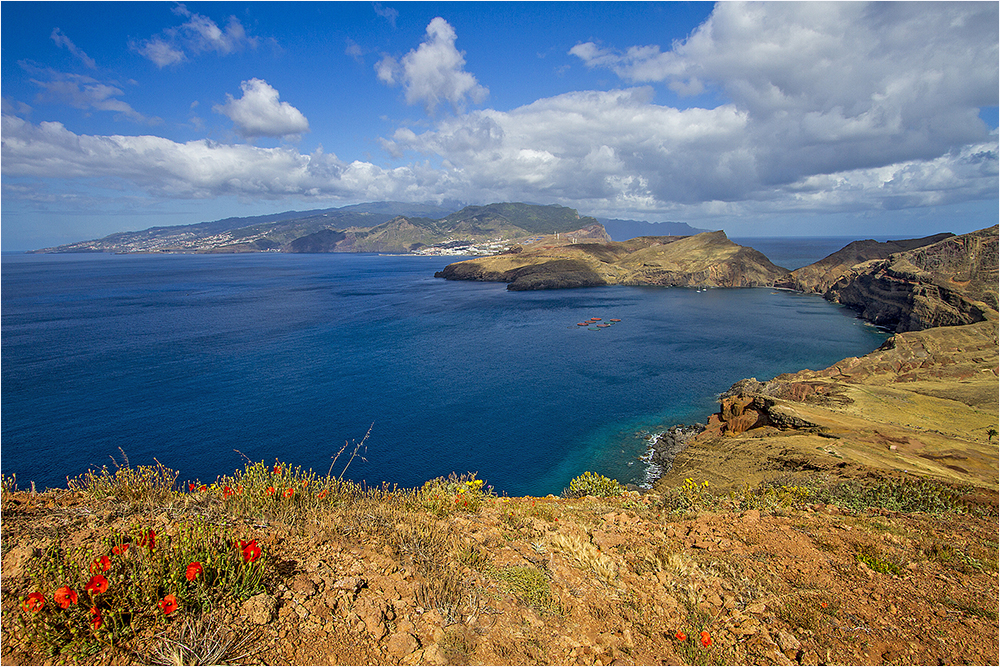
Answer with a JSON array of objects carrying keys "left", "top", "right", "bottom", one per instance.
[{"left": 1, "top": 238, "right": 889, "bottom": 496}]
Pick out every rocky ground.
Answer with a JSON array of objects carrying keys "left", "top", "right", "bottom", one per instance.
[{"left": 2, "top": 467, "right": 998, "bottom": 666}]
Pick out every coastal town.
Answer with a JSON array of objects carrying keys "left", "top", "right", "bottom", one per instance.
[{"left": 412, "top": 237, "right": 512, "bottom": 256}]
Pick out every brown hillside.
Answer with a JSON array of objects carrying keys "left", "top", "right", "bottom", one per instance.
[
  {"left": 789, "top": 234, "right": 954, "bottom": 294},
  {"left": 826, "top": 226, "right": 999, "bottom": 332},
  {"left": 435, "top": 231, "right": 791, "bottom": 291}
]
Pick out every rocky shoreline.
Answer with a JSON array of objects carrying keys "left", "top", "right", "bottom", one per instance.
[{"left": 640, "top": 424, "right": 706, "bottom": 487}]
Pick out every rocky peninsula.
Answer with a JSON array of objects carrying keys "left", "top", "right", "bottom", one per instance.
[{"left": 435, "top": 230, "right": 790, "bottom": 290}]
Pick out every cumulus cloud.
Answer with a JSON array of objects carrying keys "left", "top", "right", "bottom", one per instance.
[
  {"left": 213, "top": 79, "right": 309, "bottom": 139},
  {"left": 50, "top": 28, "right": 96, "bottom": 69},
  {"left": 345, "top": 38, "right": 364, "bottom": 64},
  {"left": 132, "top": 4, "right": 257, "bottom": 67},
  {"left": 0, "top": 113, "right": 444, "bottom": 202},
  {"left": 570, "top": 2, "right": 998, "bottom": 190},
  {"left": 377, "top": 17, "right": 488, "bottom": 114},
  {"left": 381, "top": 88, "right": 755, "bottom": 206}
]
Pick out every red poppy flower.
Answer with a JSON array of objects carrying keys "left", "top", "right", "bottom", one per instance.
[
  {"left": 186, "top": 562, "right": 203, "bottom": 581},
  {"left": 301, "top": 479, "right": 309, "bottom": 487},
  {"left": 237, "top": 485, "right": 244, "bottom": 495},
  {"left": 91, "top": 555, "right": 111, "bottom": 573},
  {"left": 140, "top": 529, "right": 156, "bottom": 549},
  {"left": 241, "top": 540, "right": 261, "bottom": 563},
  {"left": 223, "top": 486, "right": 234, "bottom": 499},
  {"left": 54, "top": 586, "right": 78, "bottom": 609},
  {"left": 317, "top": 489, "right": 327, "bottom": 500},
  {"left": 189, "top": 483, "right": 196, "bottom": 492},
  {"left": 283, "top": 487, "right": 294, "bottom": 498},
  {"left": 112, "top": 542, "right": 130, "bottom": 555},
  {"left": 199, "top": 484, "right": 206, "bottom": 491},
  {"left": 273, "top": 465, "right": 281, "bottom": 475},
  {"left": 265, "top": 486, "right": 276, "bottom": 496},
  {"left": 85, "top": 575, "right": 109, "bottom": 596},
  {"left": 674, "top": 631, "right": 687, "bottom": 642},
  {"left": 700, "top": 631, "right": 712, "bottom": 647},
  {"left": 158, "top": 594, "right": 178, "bottom": 615},
  {"left": 23, "top": 592, "right": 44, "bottom": 613},
  {"left": 90, "top": 610, "right": 103, "bottom": 630}
]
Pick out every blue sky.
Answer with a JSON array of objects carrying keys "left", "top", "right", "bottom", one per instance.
[{"left": 2, "top": 1, "right": 997, "bottom": 250}]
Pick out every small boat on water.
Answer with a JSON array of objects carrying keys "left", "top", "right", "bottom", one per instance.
[
  {"left": 610, "top": 318, "right": 621, "bottom": 322},
  {"left": 591, "top": 318, "right": 602, "bottom": 322},
  {"left": 577, "top": 322, "right": 589, "bottom": 326}
]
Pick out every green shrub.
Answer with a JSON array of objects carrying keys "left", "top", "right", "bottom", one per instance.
[
  {"left": 18, "top": 522, "right": 268, "bottom": 657},
  {"left": 67, "top": 452, "right": 178, "bottom": 509},
  {"left": 855, "top": 546, "right": 902, "bottom": 576},
  {"left": 419, "top": 472, "right": 491, "bottom": 516},
  {"left": 563, "top": 472, "right": 625, "bottom": 499},
  {"left": 818, "top": 478, "right": 973, "bottom": 515},
  {"left": 491, "top": 565, "right": 558, "bottom": 614}
]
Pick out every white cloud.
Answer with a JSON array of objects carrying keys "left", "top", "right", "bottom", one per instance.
[
  {"left": 559, "top": 1, "right": 999, "bottom": 214},
  {"left": 0, "top": 113, "right": 435, "bottom": 202},
  {"left": 373, "top": 3, "right": 399, "bottom": 28},
  {"left": 213, "top": 79, "right": 309, "bottom": 139},
  {"left": 21, "top": 64, "right": 153, "bottom": 124},
  {"left": 377, "top": 17, "right": 488, "bottom": 114},
  {"left": 135, "top": 38, "right": 186, "bottom": 68},
  {"left": 132, "top": 6, "right": 257, "bottom": 67},
  {"left": 345, "top": 38, "right": 364, "bottom": 64},
  {"left": 50, "top": 28, "right": 97, "bottom": 69}
]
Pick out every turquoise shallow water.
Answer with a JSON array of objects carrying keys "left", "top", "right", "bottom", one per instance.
[{"left": 1, "top": 252, "right": 888, "bottom": 495}]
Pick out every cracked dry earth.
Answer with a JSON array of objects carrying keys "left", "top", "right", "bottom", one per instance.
[{"left": 2, "top": 488, "right": 998, "bottom": 666}]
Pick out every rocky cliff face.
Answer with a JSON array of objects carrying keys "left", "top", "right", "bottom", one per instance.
[
  {"left": 788, "top": 233, "right": 954, "bottom": 294},
  {"left": 825, "top": 226, "right": 998, "bottom": 332},
  {"left": 435, "top": 231, "right": 791, "bottom": 290}
]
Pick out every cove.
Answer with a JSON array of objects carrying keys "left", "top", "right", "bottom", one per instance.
[{"left": 1, "top": 253, "right": 889, "bottom": 496}]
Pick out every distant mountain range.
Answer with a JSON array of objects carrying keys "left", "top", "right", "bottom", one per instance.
[{"left": 32, "top": 202, "right": 708, "bottom": 255}]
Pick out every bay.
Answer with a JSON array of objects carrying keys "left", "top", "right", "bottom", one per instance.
[{"left": 1, "top": 251, "right": 888, "bottom": 496}]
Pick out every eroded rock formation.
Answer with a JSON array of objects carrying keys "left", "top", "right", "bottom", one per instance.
[
  {"left": 788, "top": 233, "right": 953, "bottom": 294},
  {"left": 825, "top": 226, "right": 998, "bottom": 332}
]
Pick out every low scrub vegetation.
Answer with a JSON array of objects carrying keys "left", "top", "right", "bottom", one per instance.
[{"left": 3, "top": 454, "right": 995, "bottom": 663}]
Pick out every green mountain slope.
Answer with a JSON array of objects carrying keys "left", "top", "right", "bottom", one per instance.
[{"left": 36, "top": 202, "right": 609, "bottom": 255}]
